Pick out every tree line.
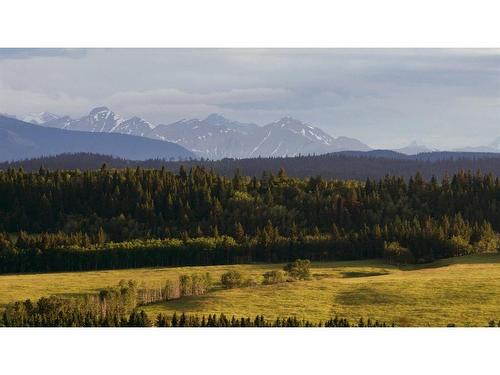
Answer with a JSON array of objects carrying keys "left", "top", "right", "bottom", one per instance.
[
  {"left": 1, "top": 292, "right": 393, "bottom": 327},
  {"left": 2, "top": 275, "right": 497, "bottom": 327},
  {"left": 4, "top": 151, "right": 500, "bottom": 180},
  {"left": 0, "top": 167, "right": 499, "bottom": 273},
  {"left": 155, "top": 313, "right": 393, "bottom": 327}
]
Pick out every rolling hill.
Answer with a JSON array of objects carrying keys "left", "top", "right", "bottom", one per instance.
[{"left": 0, "top": 115, "right": 194, "bottom": 161}]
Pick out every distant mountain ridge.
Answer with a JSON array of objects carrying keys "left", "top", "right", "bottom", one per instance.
[
  {"left": 22, "top": 112, "right": 60, "bottom": 125},
  {"left": 4, "top": 151, "right": 500, "bottom": 180},
  {"left": 454, "top": 136, "right": 500, "bottom": 153},
  {"left": 0, "top": 115, "right": 194, "bottom": 161},
  {"left": 27, "top": 107, "right": 372, "bottom": 159},
  {"left": 392, "top": 141, "right": 436, "bottom": 155},
  {"left": 18, "top": 106, "right": 499, "bottom": 158}
]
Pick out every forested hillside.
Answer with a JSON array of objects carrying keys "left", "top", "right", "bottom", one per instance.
[
  {"left": 3, "top": 151, "right": 500, "bottom": 180},
  {"left": 0, "top": 166, "right": 499, "bottom": 273}
]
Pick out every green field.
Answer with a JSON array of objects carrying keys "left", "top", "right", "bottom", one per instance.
[{"left": 1, "top": 254, "right": 499, "bottom": 326}]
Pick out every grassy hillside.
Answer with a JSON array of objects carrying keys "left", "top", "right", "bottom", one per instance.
[{"left": 1, "top": 254, "right": 499, "bottom": 326}]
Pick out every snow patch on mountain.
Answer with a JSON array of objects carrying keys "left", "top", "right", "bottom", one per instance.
[
  {"left": 21, "top": 108, "right": 372, "bottom": 159},
  {"left": 112, "top": 116, "right": 154, "bottom": 136},
  {"left": 23, "top": 112, "right": 60, "bottom": 125}
]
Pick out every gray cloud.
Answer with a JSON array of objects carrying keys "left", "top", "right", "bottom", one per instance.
[
  {"left": 0, "top": 48, "right": 499, "bottom": 149},
  {"left": 0, "top": 48, "right": 86, "bottom": 60}
]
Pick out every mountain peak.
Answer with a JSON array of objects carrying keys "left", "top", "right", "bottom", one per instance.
[
  {"left": 21, "top": 107, "right": 372, "bottom": 158},
  {"left": 204, "top": 113, "right": 233, "bottom": 126},
  {"left": 23, "top": 112, "right": 60, "bottom": 125},
  {"left": 271, "top": 117, "right": 315, "bottom": 131},
  {"left": 122, "top": 116, "right": 154, "bottom": 130},
  {"left": 277, "top": 116, "right": 302, "bottom": 124},
  {"left": 89, "top": 106, "right": 112, "bottom": 116},
  {"left": 393, "top": 140, "right": 434, "bottom": 155}
]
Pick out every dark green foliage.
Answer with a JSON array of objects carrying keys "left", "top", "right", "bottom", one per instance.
[
  {"left": 0, "top": 167, "right": 499, "bottom": 273},
  {"left": 0, "top": 288, "right": 397, "bottom": 327},
  {"left": 1, "top": 281, "right": 139, "bottom": 327},
  {"left": 6, "top": 151, "right": 500, "bottom": 181},
  {"left": 155, "top": 313, "right": 392, "bottom": 327},
  {"left": 127, "top": 311, "right": 152, "bottom": 327}
]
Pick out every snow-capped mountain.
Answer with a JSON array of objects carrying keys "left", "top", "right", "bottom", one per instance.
[
  {"left": 38, "top": 107, "right": 154, "bottom": 138},
  {"left": 153, "top": 114, "right": 260, "bottom": 159},
  {"left": 43, "top": 115, "right": 74, "bottom": 129},
  {"left": 153, "top": 114, "right": 370, "bottom": 158},
  {"left": 112, "top": 116, "right": 154, "bottom": 137},
  {"left": 253, "top": 117, "right": 371, "bottom": 157},
  {"left": 392, "top": 141, "right": 436, "bottom": 155},
  {"left": 24, "top": 108, "right": 372, "bottom": 159},
  {"left": 22, "top": 112, "right": 60, "bottom": 125},
  {"left": 65, "top": 107, "right": 125, "bottom": 133}
]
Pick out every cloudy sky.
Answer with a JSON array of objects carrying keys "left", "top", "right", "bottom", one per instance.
[{"left": 0, "top": 48, "right": 499, "bottom": 149}]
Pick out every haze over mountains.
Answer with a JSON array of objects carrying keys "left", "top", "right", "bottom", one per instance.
[
  {"left": 7, "top": 106, "right": 500, "bottom": 160},
  {"left": 392, "top": 141, "right": 436, "bottom": 155},
  {"left": 153, "top": 114, "right": 371, "bottom": 158},
  {"left": 454, "top": 137, "right": 500, "bottom": 153},
  {"left": 23, "top": 107, "right": 372, "bottom": 159},
  {"left": 0, "top": 115, "right": 194, "bottom": 161}
]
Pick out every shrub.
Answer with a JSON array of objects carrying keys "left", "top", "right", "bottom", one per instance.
[
  {"left": 191, "top": 273, "right": 212, "bottom": 295},
  {"left": 262, "top": 270, "right": 287, "bottom": 285},
  {"left": 242, "top": 277, "right": 258, "bottom": 287},
  {"left": 283, "top": 259, "right": 311, "bottom": 280},
  {"left": 447, "top": 236, "right": 473, "bottom": 257},
  {"left": 475, "top": 236, "right": 500, "bottom": 253},
  {"left": 221, "top": 271, "right": 242, "bottom": 289},
  {"left": 383, "top": 242, "right": 415, "bottom": 265}
]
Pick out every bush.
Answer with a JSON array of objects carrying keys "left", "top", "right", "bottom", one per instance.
[
  {"left": 262, "top": 270, "right": 287, "bottom": 285},
  {"left": 447, "top": 236, "right": 473, "bottom": 257},
  {"left": 383, "top": 242, "right": 415, "bottom": 265},
  {"left": 475, "top": 236, "right": 500, "bottom": 253},
  {"left": 242, "top": 277, "right": 258, "bottom": 287},
  {"left": 283, "top": 259, "right": 311, "bottom": 280},
  {"left": 221, "top": 271, "right": 242, "bottom": 289}
]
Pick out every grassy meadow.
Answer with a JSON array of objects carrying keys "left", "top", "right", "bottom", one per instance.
[{"left": 0, "top": 253, "right": 499, "bottom": 326}]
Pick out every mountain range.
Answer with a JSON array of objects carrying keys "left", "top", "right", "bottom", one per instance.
[
  {"left": 13, "top": 107, "right": 500, "bottom": 158},
  {"left": 453, "top": 138, "right": 500, "bottom": 153},
  {"left": 23, "top": 107, "right": 371, "bottom": 159},
  {"left": 0, "top": 115, "right": 194, "bottom": 161}
]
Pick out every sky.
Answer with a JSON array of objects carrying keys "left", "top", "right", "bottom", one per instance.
[{"left": 0, "top": 48, "right": 499, "bottom": 149}]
